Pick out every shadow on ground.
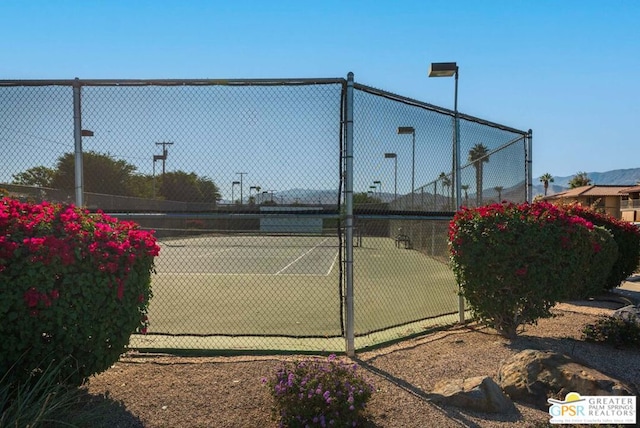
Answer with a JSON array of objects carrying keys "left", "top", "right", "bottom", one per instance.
[
  {"left": 355, "top": 358, "right": 526, "bottom": 428},
  {"left": 72, "top": 389, "right": 145, "bottom": 428}
]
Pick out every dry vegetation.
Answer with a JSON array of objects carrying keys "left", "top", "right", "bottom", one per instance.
[{"left": 84, "top": 300, "right": 639, "bottom": 428}]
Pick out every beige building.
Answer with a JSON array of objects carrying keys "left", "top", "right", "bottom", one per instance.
[
  {"left": 543, "top": 185, "right": 632, "bottom": 220},
  {"left": 619, "top": 185, "right": 640, "bottom": 222}
]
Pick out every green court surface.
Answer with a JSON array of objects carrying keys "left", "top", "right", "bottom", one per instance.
[{"left": 141, "top": 234, "right": 459, "bottom": 350}]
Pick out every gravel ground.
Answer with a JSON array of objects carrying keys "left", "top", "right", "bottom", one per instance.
[{"left": 84, "top": 299, "right": 639, "bottom": 427}]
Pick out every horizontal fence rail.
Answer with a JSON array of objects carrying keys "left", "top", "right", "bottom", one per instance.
[{"left": 0, "top": 76, "right": 531, "bottom": 354}]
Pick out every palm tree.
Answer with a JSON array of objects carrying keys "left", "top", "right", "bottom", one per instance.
[
  {"left": 254, "top": 186, "right": 262, "bottom": 204},
  {"left": 568, "top": 171, "right": 592, "bottom": 189},
  {"left": 539, "top": 173, "right": 554, "bottom": 196},
  {"left": 494, "top": 186, "right": 503, "bottom": 202},
  {"left": 461, "top": 184, "right": 469, "bottom": 206},
  {"left": 469, "top": 143, "right": 490, "bottom": 206},
  {"left": 439, "top": 172, "right": 452, "bottom": 209}
]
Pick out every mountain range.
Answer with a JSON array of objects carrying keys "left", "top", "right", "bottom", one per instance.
[
  {"left": 235, "top": 167, "right": 640, "bottom": 205},
  {"left": 533, "top": 167, "right": 640, "bottom": 196}
]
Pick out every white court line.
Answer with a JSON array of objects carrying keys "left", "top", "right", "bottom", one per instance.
[
  {"left": 275, "top": 237, "right": 331, "bottom": 275},
  {"left": 326, "top": 251, "right": 339, "bottom": 276},
  {"left": 155, "top": 272, "right": 327, "bottom": 277}
]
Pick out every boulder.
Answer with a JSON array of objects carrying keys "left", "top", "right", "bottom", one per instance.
[
  {"left": 612, "top": 304, "right": 640, "bottom": 326},
  {"left": 498, "top": 349, "right": 635, "bottom": 409},
  {"left": 430, "top": 376, "right": 515, "bottom": 413}
]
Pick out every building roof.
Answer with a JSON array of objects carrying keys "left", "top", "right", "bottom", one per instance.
[
  {"left": 545, "top": 185, "right": 634, "bottom": 200},
  {"left": 618, "top": 185, "right": 640, "bottom": 194}
]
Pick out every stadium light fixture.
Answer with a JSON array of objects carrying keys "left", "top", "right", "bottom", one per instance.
[
  {"left": 249, "top": 186, "right": 259, "bottom": 204},
  {"left": 236, "top": 172, "right": 247, "bottom": 205},
  {"left": 428, "top": 62, "right": 461, "bottom": 210},
  {"left": 428, "top": 62, "right": 458, "bottom": 78},
  {"left": 373, "top": 180, "right": 381, "bottom": 197},
  {"left": 397, "top": 126, "right": 415, "bottom": 209},
  {"left": 231, "top": 181, "right": 240, "bottom": 205},
  {"left": 429, "top": 61, "right": 463, "bottom": 323},
  {"left": 384, "top": 153, "right": 397, "bottom": 202}
]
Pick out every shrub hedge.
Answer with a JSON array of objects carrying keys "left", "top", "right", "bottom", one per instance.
[
  {"left": 0, "top": 197, "right": 159, "bottom": 386},
  {"left": 561, "top": 202, "right": 640, "bottom": 292},
  {"left": 448, "top": 201, "right": 616, "bottom": 338}
]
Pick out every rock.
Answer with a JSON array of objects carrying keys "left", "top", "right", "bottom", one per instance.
[
  {"left": 612, "top": 304, "right": 640, "bottom": 326},
  {"left": 430, "top": 376, "right": 515, "bottom": 413},
  {"left": 498, "top": 349, "right": 636, "bottom": 409}
]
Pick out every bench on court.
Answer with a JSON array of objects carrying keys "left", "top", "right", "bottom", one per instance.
[{"left": 395, "top": 234, "right": 412, "bottom": 249}]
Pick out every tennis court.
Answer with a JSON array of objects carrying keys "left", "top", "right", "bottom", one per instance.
[
  {"left": 154, "top": 233, "right": 341, "bottom": 275},
  {"left": 142, "top": 231, "right": 460, "bottom": 349}
]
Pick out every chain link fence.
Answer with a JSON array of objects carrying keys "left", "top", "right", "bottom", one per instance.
[{"left": 0, "top": 76, "right": 531, "bottom": 354}]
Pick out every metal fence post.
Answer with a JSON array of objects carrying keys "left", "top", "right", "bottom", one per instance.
[
  {"left": 344, "top": 72, "right": 355, "bottom": 357},
  {"left": 527, "top": 129, "right": 533, "bottom": 203},
  {"left": 73, "top": 78, "right": 83, "bottom": 206}
]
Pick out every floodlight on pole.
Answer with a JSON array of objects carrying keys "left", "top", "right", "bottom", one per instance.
[
  {"left": 231, "top": 181, "right": 240, "bottom": 205},
  {"left": 384, "top": 153, "right": 398, "bottom": 202},
  {"left": 236, "top": 172, "right": 248, "bottom": 205},
  {"left": 428, "top": 62, "right": 460, "bottom": 211},
  {"left": 397, "top": 126, "right": 416, "bottom": 209},
  {"left": 249, "top": 186, "right": 259, "bottom": 204},
  {"left": 429, "top": 61, "right": 463, "bottom": 323},
  {"left": 373, "top": 180, "right": 381, "bottom": 197},
  {"left": 155, "top": 141, "right": 173, "bottom": 176}
]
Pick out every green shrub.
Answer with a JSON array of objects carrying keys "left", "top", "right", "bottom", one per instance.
[
  {"left": 561, "top": 202, "right": 640, "bottom": 292},
  {"left": 582, "top": 315, "right": 640, "bottom": 348},
  {"left": 265, "top": 354, "right": 375, "bottom": 427},
  {"left": 571, "top": 226, "right": 618, "bottom": 299},
  {"left": 0, "top": 354, "right": 107, "bottom": 427},
  {"left": 0, "top": 197, "right": 159, "bottom": 386},
  {"left": 449, "top": 201, "right": 608, "bottom": 338}
]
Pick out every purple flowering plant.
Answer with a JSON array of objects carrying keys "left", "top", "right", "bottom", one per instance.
[{"left": 265, "top": 354, "right": 375, "bottom": 427}]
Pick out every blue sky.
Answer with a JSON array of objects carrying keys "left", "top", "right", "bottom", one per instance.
[{"left": 2, "top": 0, "right": 639, "bottom": 185}]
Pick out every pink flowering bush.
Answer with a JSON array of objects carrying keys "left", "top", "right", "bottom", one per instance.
[
  {"left": 560, "top": 202, "right": 640, "bottom": 292},
  {"left": 265, "top": 354, "right": 375, "bottom": 427},
  {"left": 0, "top": 197, "right": 159, "bottom": 386},
  {"left": 449, "top": 201, "right": 617, "bottom": 338}
]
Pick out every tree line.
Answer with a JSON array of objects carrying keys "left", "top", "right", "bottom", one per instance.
[{"left": 11, "top": 151, "right": 221, "bottom": 204}]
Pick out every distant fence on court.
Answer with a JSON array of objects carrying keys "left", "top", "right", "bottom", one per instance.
[{"left": 0, "top": 76, "right": 532, "bottom": 354}]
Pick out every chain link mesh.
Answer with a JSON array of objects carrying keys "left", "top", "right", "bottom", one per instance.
[
  {"left": 350, "top": 84, "right": 530, "bottom": 346},
  {"left": 1, "top": 78, "right": 530, "bottom": 353}
]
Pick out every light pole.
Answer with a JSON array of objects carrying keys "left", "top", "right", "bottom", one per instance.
[
  {"left": 74, "top": 129, "right": 93, "bottom": 206},
  {"left": 373, "top": 180, "right": 381, "bottom": 198},
  {"left": 236, "top": 172, "right": 247, "bottom": 205},
  {"left": 384, "top": 153, "right": 397, "bottom": 202},
  {"left": 369, "top": 185, "right": 377, "bottom": 200},
  {"left": 397, "top": 126, "right": 416, "bottom": 209},
  {"left": 429, "top": 61, "right": 463, "bottom": 322},
  {"left": 231, "top": 181, "right": 240, "bottom": 205},
  {"left": 155, "top": 142, "right": 173, "bottom": 176},
  {"left": 152, "top": 150, "right": 165, "bottom": 199},
  {"left": 249, "top": 186, "right": 260, "bottom": 205},
  {"left": 429, "top": 62, "right": 460, "bottom": 210}
]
